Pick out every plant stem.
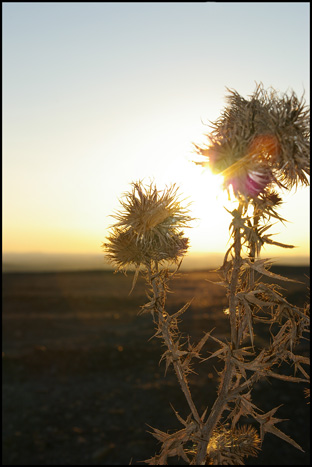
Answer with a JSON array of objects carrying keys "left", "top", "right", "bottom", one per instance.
[
  {"left": 229, "top": 205, "right": 243, "bottom": 350},
  {"left": 195, "top": 203, "right": 243, "bottom": 465},
  {"left": 249, "top": 205, "right": 260, "bottom": 288},
  {"left": 146, "top": 262, "right": 202, "bottom": 427},
  {"left": 195, "top": 356, "right": 234, "bottom": 464}
]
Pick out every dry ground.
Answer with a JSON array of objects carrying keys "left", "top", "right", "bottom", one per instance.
[{"left": 2, "top": 266, "right": 310, "bottom": 465}]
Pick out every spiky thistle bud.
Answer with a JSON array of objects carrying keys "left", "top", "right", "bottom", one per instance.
[
  {"left": 206, "top": 425, "right": 261, "bottom": 464},
  {"left": 102, "top": 181, "right": 192, "bottom": 271},
  {"left": 194, "top": 83, "right": 310, "bottom": 200}
]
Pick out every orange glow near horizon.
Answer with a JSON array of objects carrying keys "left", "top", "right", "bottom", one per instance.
[
  {"left": 2, "top": 74, "right": 309, "bottom": 261},
  {"left": 3, "top": 154, "right": 310, "bottom": 261}
]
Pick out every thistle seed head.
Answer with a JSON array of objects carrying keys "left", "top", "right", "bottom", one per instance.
[
  {"left": 195, "top": 83, "right": 310, "bottom": 200},
  {"left": 103, "top": 181, "right": 192, "bottom": 271},
  {"left": 103, "top": 228, "right": 146, "bottom": 269},
  {"left": 114, "top": 181, "right": 192, "bottom": 234}
]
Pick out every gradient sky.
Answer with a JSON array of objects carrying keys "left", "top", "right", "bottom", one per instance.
[{"left": 3, "top": 2, "right": 310, "bottom": 262}]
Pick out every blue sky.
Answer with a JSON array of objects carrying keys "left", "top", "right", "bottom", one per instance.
[{"left": 3, "top": 2, "right": 310, "bottom": 261}]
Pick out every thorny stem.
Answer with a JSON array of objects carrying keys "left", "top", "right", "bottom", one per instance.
[
  {"left": 195, "top": 355, "right": 234, "bottom": 465},
  {"left": 195, "top": 204, "right": 244, "bottom": 465},
  {"left": 228, "top": 207, "right": 243, "bottom": 350},
  {"left": 248, "top": 206, "right": 260, "bottom": 288},
  {"left": 146, "top": 262, "right": 202, "bottom": 428}
]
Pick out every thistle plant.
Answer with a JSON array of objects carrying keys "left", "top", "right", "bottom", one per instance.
[
  {"left": 191, "top": 84, "right": 310, "bottom": 465},
  {"left": 103, "top": 84, "right": 310, "bottom": 465}
]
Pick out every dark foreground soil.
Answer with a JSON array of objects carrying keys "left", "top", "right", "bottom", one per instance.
[{"left": 2, "top": 266, "right": 310, "bottom": 465}]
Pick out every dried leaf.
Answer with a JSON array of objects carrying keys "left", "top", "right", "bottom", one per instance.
[
  {"left": 245, "top": 258, "right": 302, "bottom": 283},
  {"left": 129, "top": 266, "right": 140, "bottom": 295},
  {"left": 264, "top": 425, "right": 304, "bottom": 452},
  {"left": 262, "top": 235, "right": 295, "bottom": 249},
  {"left": 169, "top": 300, "right": 193, "bottom": 322},
  {"left": 265, "top": 370, "right": 309, "bottom": 384}
]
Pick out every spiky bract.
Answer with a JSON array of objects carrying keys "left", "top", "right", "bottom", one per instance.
[
  {"left": 194, "top": 83, "right": 310, "bottom": 200},
  {"left": 103, "top": 181, "right": 192, "bottom": 270}
]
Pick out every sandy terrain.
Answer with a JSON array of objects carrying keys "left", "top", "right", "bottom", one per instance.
[{"left": 2, "top": 267, "right": 310, "bottom": 465}]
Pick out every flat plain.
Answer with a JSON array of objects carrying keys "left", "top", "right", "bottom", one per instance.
[{"left": 2, "top": 266, "right": 310, "bottom": 465}]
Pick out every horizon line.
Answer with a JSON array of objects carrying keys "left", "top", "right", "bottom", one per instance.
[{"left": 2, "top": 250, "right": 310, "bottom": 273}]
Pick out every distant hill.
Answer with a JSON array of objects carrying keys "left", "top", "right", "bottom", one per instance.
[{"left": 2, "top": 252, "right": 309, "bottom": 273}]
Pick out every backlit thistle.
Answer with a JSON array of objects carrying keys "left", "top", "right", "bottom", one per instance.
[
  {"left": 103, "top": 182, "right": 205, "bottom": 460},
  {"left": 102, "top": 181, "right": 192, "bottom": 272},
  {"left": 194, "top": 83, "right": 310, "bottom": 201},
  {"left": 190, "top": 84, "right": 310, "bottom": 466},
  {"left": 102, "top": 86, "right": 309, "bottom": 466}
]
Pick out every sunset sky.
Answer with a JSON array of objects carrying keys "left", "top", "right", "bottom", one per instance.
[{"left": 3, "top": 2, "right": 310, "bottom": 266}]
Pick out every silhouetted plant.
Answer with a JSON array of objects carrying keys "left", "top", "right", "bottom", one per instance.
[{"left": 103, "top": 84, "right": 310, "bottom": 465}]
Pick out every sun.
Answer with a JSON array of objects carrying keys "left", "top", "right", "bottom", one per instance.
[{"left": 156, "top": 156, "right": 232, "bottom": 254}]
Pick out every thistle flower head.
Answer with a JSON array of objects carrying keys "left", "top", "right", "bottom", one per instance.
[
  {"left": 102, "top": 181, "right": 192, "bottom": 271},
  {"left": 207, "top": 425, "right": 261, "bottom": 464},
  {"left": 194, "top": 83, "right": 310, "bottom": 200},
  {"left": 114, "top": 181, "right": 192, "bottom": 235}
]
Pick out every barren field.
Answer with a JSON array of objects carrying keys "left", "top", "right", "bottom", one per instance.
[{"left": 2, "top": 266, "right": 310, "bottom": 465}]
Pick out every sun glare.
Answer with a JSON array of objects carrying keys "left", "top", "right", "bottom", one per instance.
[{"left": 157, "top": 156, "right": 232, "bottom": 253}]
